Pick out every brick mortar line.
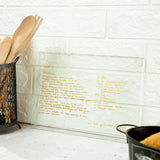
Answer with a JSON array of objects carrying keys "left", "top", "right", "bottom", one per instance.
[
  {"left": 3, "top": 4, "right": 150, "bottom": 7},
  {"left": 0, "top": 34, "right": 106, "bottom": 40},
  {"left": 105, "top": 9, "right": 108, "bottom": 38},
  {"left": 149, "top": 0, "right": 152, "bottom": 6},
  {"left": 36, "top": 35, "right": 107, "bottom": 39},
  {"left": 152, "top": 4, "right": 160, "bottom": 5},
  {"left": 2, "top": 34, "right": 160, "bottom": 41},
  {"left": 1, "top": 33, "right": 160, "bottom": 41},
  {"left": 108, "top": 37, "right": 160, "bottom": 41},
  {"left": 144, "top": 41, "right": 149, "bottom": 73},
  {"left": 1, "top": 5, "right": 160, "bottom": 10}
]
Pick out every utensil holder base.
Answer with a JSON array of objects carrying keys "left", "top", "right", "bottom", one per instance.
[
  {"left": 0, "top": 57, "right": 20, "bottom": 130},
  {"left": 0, "top": 120, "right": 21, "bottom": 130},
  {"left": 17, "top": 121, "right": 21, "bottom": 129}
]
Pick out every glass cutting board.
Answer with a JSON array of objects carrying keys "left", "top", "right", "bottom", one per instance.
[{"left": 18, "top": 53, "right": 144, "bottom": 140}]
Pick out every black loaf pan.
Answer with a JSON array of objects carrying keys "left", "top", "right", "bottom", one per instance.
[{"left": 116, "top": 124, "right": 160, "bottom": 160}]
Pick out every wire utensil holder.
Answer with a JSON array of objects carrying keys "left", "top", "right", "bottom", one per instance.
[{"left": 0, "top": 57, "right": 21, "bottom": 129}]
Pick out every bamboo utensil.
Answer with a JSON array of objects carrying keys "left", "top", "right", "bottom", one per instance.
[
  {"left": 0, "top": 37, "right": 12, "bottom": 64},
  {"left": 0, "top": 15, "right": 37, "bottom": 96},
  {"left": 0, "top": 15, "right": 43, "bottom": 125},
  {"left": 5, "top": 15, "right": 36, "bottom": 63},
  {"left": 6, "top": 15, "right": 43, "bottom": 63}
]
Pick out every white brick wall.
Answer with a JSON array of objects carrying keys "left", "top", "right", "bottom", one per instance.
[
  {"left": 147, "top": 42, "right": 160, "bottom": 73},
  {"left": 4, "top": 0, "right": 149, "bottom": 6},
  {"left": 108, "top": 8, "right": 160, "bottom": 39},
  {"left": 2, "top": 0, "right": 160, "bottom": 137},
  {"left": 0, "top": 7, "right": 106, "bottom": 38},
  {"left": 68, "top": 39, "right": 146, "bottom": 57},
  {"left": 151, "top": 0, "right": 160, "bottom": 5}
]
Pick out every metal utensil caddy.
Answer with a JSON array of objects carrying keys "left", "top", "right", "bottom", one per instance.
[{"left": 0, "top": 57, "right": 21, "bottom": 129}]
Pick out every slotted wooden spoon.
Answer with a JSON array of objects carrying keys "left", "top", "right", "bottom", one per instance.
[
  {"left": 7, "top": 15, "right": 43, "bottom": 63},
  {"left": 5, "top": 15, "right": 36, "bottom": 63}
]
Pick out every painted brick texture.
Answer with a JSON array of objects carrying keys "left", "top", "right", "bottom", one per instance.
[
  {"left": 1, "top": 0, "right": 160, "bottom": 137},
  {"left": 108, "top": 8, "right": 160, "bottom": 39},
  {"left": 5, "top": 0, "right": 148, "bottom": 6},
  {"left": 0, "top": 7, "right": 106, "bottom": 38}
]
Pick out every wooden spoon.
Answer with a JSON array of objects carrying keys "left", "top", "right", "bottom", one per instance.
[
  {"left": 8, "top": 15, "right": 43, "bottom": 62},
  {"left": 0, "top": 36, "right": 12, "bottom": 64},
  {"left": 5, "top": 15, "right": 36, "bottom": 63}
]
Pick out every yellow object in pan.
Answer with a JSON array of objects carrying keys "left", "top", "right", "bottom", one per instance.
[{"left": 140, "top": 132, "right": 160, "bottom": 149}]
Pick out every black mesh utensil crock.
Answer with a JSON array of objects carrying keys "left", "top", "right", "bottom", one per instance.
[{"left": 0, "top": 57, "right": 21, "bottom": 129}]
